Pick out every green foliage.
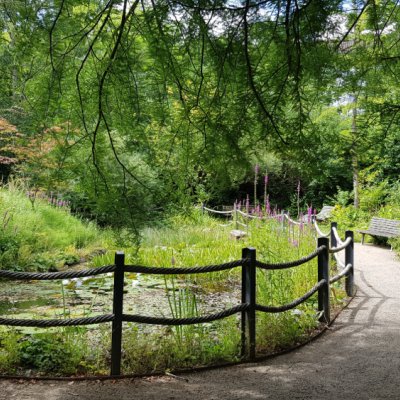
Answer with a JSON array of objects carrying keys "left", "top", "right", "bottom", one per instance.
[
  {"left": 0, "top": 182, "right": 111, "bottom": 271},
  {"left": 18, "top": 332, "right": 81, "bottom": 374},
  {"left": 0, "top": 328, "right": 86, "bottom": 375}
]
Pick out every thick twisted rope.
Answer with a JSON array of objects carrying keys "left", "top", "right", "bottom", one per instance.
[
  {"left": 0, "top": 314, "right": 114, "bottom": 327},
  {"left": 124, "top": 259, "right": 246, "bottom": 275},
  {"left": 255, "top": 246, "right": 325, "bottom": 270},
  {"left": 122, "top": 303, "right": 249, "bottom": 325},
  {"left": 330, "top": 264, "right": 352, "bottom": 284},
  {"left": 203, "top": 206, "right": 233, "bottom": 215},
  {"left": 283, "top": 214, "right": 301, "bottom": 225},
  {"left": 0, "top": 265, "right": 116, "bottom": 281},
  {"left": 313, "top": 221, "right": 330, "bottom": 238},
  {"left": 331, "top": 226, "right": 343, "bottom": 245},
  {"left": 236, "top": 221, "right": 248, "bottom": 227},
  {"left": 329, "top": 237, "right": 352, "bottom": 253},
  {"left": 219, "top": 221, "right": 234, "bottom": 227},
  {"left": 255, "top": 279, "right": 326, "bottom": 313},
  {"left": 236, "top": 210, "right": 251, "bottom": 217}
]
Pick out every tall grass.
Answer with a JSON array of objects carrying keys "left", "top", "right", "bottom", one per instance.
[
  {"left": 0, "top": 181, "right": 111, "bottom": 271},
  {"left": 119, "top": 208, "right": 335, "bottom": 370}
]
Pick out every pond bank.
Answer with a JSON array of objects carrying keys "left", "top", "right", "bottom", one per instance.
[{"left": 1, "top": 243, "right": 399, "bottom": 399}]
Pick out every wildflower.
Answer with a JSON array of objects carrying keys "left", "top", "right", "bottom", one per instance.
[
  {"left": 307, "top": 206, "right": 313, "bottom": 224},
  {"left": 62, "top": 279, "right": 69, "bottom": 285}
]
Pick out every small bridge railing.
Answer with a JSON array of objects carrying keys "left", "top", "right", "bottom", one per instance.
[{"left": 0, "top": 222, "right": 354, "bottom": 377}]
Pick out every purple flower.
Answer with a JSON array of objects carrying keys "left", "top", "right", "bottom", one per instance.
[
  {"left": 307, "top": 206, "right": 313, "bottom": 223},
  {"left": 264, "top": 174, "right": 268, "bottom": 185}
]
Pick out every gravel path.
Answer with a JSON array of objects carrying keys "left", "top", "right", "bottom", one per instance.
[{"left": 1, "top": 243, "right": 400, "bottom": 400}]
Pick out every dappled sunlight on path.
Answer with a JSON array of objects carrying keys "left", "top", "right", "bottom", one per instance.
[{"left": 1, "top": 243, "right": 400, "bottom": 400}]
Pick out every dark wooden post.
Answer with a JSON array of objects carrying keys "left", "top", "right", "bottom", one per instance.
[
  {"left": 111, "top": 251, "right": 125, "bottom": 376},
  {"left": 345, "top": 230, "right": 355, "bottom": 297},
  {"left": 234, "top": 203, "right": 238, "bottom": 230},
  {"left": 317, "top": 238, "right": 330, "bottom": 323},
  {"left": 330, "top": 222, "right": 337, "bottom": 250},
  {"left": 241, "top": 248, "right": 256, "bottom": 360}
]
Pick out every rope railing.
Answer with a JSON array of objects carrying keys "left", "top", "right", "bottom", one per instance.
[
  {"left": 124, "top": 259, "right": 246, "bottom": 275},
  {"left": 329, "top": 236, "right": 352, "bottom": 253},
  {"left": 219, "top": 221, "right": 234, "bottom": 227},
  {"left": 283, "top": 213, "right": 301, "bottom": 225},
  {"left": 0, "top": 222, "right": 355, "bottom": 376},
  {"left": 0, "top": 265, "right": 116, "bottom": 281},
  {"left": 255, "top": 279, "right": 326, "bottom": 313},
  {"left": 203, "top": 206, "right": 233, "bottom": 215},
  {"left": 0, "top": 314, "right": 114, "bottom": 327},
  {"left": 255, "top": 246, "right": 325, "bottom": 270},
  {"left": 236, "top": 221, "right": 248, "bottom": 227},
  {"left": 331, "top": 226, "right": 343, "bottom": 245},
  {"left": 330, "top": 264, "right": 353, "bottom": 284},
  {"left": 313, "top": 220, "right": 330, "bottom": 238},
  {"left": 122, "top": 304, "right": 249, "bottom": 326}
]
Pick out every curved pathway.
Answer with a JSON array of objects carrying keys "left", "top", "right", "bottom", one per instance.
[{"left": 1, "top": 243, "right": 400, "bottom": 400}]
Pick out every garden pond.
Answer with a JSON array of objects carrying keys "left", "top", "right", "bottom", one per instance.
[{"left": 0, "top": 261, "right": 241, "bottom": 335}]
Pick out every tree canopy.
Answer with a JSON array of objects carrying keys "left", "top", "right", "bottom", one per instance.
[{"left": 1, "top": 0, "right": 400, "bottom": 226}]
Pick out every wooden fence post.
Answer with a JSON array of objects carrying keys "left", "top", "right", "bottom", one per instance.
[
  {"left": 241, "top": 247, "right": 256, "bottom": 360},
  {"left": 330, "top": 222, "right": 337, "bottom": 249},
  {"left": 345, "top": 230, "right": 355, "bottom": 297},
  {"left": 317, "top": 238, "right": 330, "bottom": 323},
  {"left": 111, "top": 251, "right": 125, "bottom": 376},
  {"left": 234, "top": 202, "right": 238, "bottom": 230}
]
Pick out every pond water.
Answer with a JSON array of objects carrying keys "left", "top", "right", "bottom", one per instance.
[{"left": 0, "top": 263, "right": 240, "bottom": 334}]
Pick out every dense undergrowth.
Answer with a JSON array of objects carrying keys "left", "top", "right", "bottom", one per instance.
[
  {"left": 0, "top": 181, "right": 112, "bottom": 272},
  {"left": 329, "top": 180, "right": 400, "bottom": 251},
  {"left": 0, "top": 189, "right": 349, "bottom": 376}
]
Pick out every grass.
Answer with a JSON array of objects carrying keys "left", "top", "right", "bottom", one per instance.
[
  {"left": 0, "top": 203, "right": 348, "bottom": 376},
  {"left": 116, "top": 208, "right": 347, "bottom": 371},
  {"left": 0, "top": 181, "right": 112, "bottom": 271}
]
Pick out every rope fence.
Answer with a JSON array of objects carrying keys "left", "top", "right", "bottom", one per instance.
[{"left": 0, "top": 219, "right": 354, "bottom": 376}]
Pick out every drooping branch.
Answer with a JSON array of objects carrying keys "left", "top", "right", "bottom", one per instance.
[{"left": 243, "top": 0, "right": 287, "bottom": 144}]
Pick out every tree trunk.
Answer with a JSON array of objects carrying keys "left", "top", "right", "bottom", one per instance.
[{"left": 351, "top": 95, "right": 359, "bottom": 209}]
